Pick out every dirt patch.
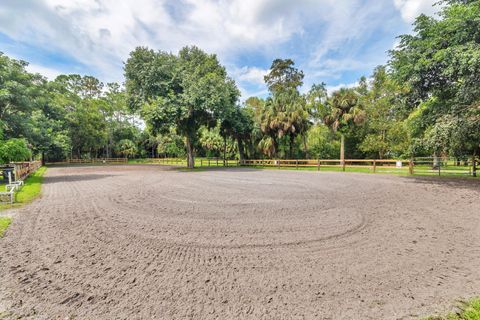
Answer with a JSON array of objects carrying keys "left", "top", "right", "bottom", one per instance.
[{"left": 1, "top": 165, "right": 479, "bottom": 319}]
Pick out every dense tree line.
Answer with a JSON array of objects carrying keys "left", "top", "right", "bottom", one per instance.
[
  {"left": 0, "top": 55, "right": 148, "bottom": 163},
  {"left": 1, "top": 0, "right": 479, "bottom": 170}
]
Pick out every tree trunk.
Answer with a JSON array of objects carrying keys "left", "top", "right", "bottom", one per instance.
[
  {"left": 237, "top": 137, "right": 245, "bottom": 163},
  {"left": 223, "top": 135, "right": 227, "bottom": 166},
  {"left": 41, "top": 151, "right": 45, "bottom": 166},
  {"left": 340, "top": 133, "right": 345, "bottom": 164},
  {"left": 186, "top": 135, "right": 195, "bottom": 169},
  {"left": 473, "top": 151, "right": 477, "bottom": 178},
  {"left": 289, "top": 134, "right": 295, "bottom": 159},
  {"left": 302, "top": 134, "right": 308, "bottom": 159},
  {"left": 272, "top": 137, "right": 278, "bottom": 159}
]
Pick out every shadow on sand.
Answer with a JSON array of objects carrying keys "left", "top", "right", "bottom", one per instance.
[
  {"left": 175, "top": 166, "right": 262, "bottom": 173},
  {"left": 400, "top": 175, "right": 480, "bottom": 192},
  {"left": 43, "top": 174, "right": 115, "bottom": 184}
]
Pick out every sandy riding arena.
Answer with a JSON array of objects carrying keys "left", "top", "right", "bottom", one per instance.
[{"left": 1, "top": 166, "right": 479, "bottom": 319}]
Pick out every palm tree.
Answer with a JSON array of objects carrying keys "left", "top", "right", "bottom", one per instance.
[
  {"left": 256, "top": 89, "right": 309, "bottom": 159},
  {"left": 324, "top": 88, "right": 366, "bottom": 163},
  {"left": 257, "top": 98, "right": 280, "bottom": 157}
]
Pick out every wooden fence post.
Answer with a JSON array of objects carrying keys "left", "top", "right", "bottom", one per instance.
[
  {"left": 296, "top": 160, "right": 298, "bottom": 170},
  {"left": 317, "top": 159, "right": 320, "bottom": 171},
  {"left": 472, "top": 156, "right": 477, "bottom": 177},
  {"left": 373, "top": 160, "right": 376, "bottom": 173},
  {"left": 409, "top": 159, "right": 414, "bottom": 175},
  {"left": 342, "top": 160, "right": 346, "bottom": 172}
]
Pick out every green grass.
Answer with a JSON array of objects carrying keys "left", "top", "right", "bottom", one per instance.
[
  {"left": 126, "top": 158, "right": 479, "bottom": 178},
  {"left": 0, "top": 166, "right": 47, "bottom": 211},
  {"left": 424, "top": 298, "right": 480, "bottom": 320},
  {"left": 128, "top": 158, "right": 240, "bottom": 167},
  {"left": 0, "top": 216, "right": 12, "bottom": 237}
]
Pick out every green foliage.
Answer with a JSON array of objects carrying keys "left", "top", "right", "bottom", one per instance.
[
  {"left": 157, "top": 131, "right": 186, "bottom": 158},
  {"left": 67, "top": 99, "right": 107, "bottom": 156},
  {"left": 264, "top": 59, "right": 304, "bottom": 94},
  {"left": 390, "top": 0, "right": 480, "bottom": 157},
  {"left": 15, "top": 166, "right": 46, "bottom": 204},
  {"left": 306, "top": 83, "right": 328, "bottom": 122},
  {"left": 306, "top": 125, "right": 340, "bottom": 159},
  {"left": 0, "top": 216, "right": 12, "bottom": 237},
  {"left": 256, "top": 58, "right": 310, "bottom": 158},
  {"left": 0, "top": 166, "right": 46, "bottom": 212},
  {"left": 0, "top": 138, "right": 31, "bottom": 163},
  {"left": 125, "top": 46, "right": 240, "bottom": 167},
  {"left": 324, "top": 88, "right": 366, "bottom": 133},
  {"left": 358, "top": 66, "right": 410, "bottom": 158},
  {"left": 115, "top": 139, "right": 137, "bottom": 158},
  {"left": 199, "top": 126, "right": 223, "bottom": 156},
  {"left": 1, "top": 0, "right": 479, "bottom": 168},
  {"left": 0, "top": 53, "right": 44, "bottom": 141},
  {"left": 424, "top": 298, "right": 480, "bottom": 320}
]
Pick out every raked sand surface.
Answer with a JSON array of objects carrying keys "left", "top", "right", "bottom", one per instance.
[{"left": 1, "top": 165, "right": 479, "bottom": 319}]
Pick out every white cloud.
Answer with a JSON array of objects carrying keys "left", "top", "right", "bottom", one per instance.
[
  {"left": 0, "top": 0, "right": 313, "bottom": 81},
  {"left": 26, "top": 63, "right": 63, "bottom": 80},
  {"left": 0, "top": 0, "right": 441, "bottom": 97},
  {"left": 232, "top": 66, "right": 268, "bottom": 85},
  {"left": 320, "top": 82, "right": 358, "bottom": 95},
  {"left": 393, "top": 0, "right": 440, "bottom": 23}
]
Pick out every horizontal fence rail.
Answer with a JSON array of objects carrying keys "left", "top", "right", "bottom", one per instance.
[
  {"left": 0, "top": 160, "right": 42, "bottom": 204},
  {"left": 240, "top": 159, "right": 414, "bottom": 174},
  {"left": 135, "top": 158, "right": 240, "bottom": 167},
  {"left": 43, "top": 156, "right": 478, "bottom": 177},
  {"left": 11, "top": 161, "right": 42, "bottom": 181},
  {"left": 411, "top": 157, "right": 478, "bottom": 176},
  {"left": 47, "top": 158, "right": 128, "bottom": 165}
]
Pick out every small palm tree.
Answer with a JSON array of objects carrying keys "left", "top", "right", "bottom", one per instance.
[
  {"left": 115, "top": 139, "right": 137, "bottom": 158},
  {"left": 257, "top": 89, "right": 309, "bottom": 159},
  {"left": 324, "top": 88, "right": 366, "bottom": 163}
]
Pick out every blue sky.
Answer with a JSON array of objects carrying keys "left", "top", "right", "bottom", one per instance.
[{"left": 0, "top": 0, "right": 440, "bottom": 99}]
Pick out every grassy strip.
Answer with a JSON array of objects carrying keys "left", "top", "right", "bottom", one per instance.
[
  {"left": 128, "top": 159, "right": 477, "bottom": 177},
  {"left": 0, "top": 216, "right": 12, "bottom": 237},
  {"left": 424, "top": 298, "right": 480, "bottom": 320},
  {"left": 0, "top": 166, "right": 47, "bottom": 211}
]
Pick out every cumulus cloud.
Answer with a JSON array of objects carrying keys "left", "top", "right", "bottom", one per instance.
[
  {"left": 326, "top": 82, "right": 359, "bottom": 94},
  {"left": 232, "top": 67, "right": 269, "bottom": 85},
  {"left": 0, "top": 0, "right": 442, "bottom": 96},
  {"left": 26, "top": 63, "right": 63, "bottom": 80},
  {"left": 393, "top": 0, "right": 440, "bottom": 23}
]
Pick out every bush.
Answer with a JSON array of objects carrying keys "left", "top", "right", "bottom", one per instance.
[
  {"left": 0, "top": 138, "right": 32, "bottom": 163},
  {"left": 115, "top": 139, "right": 137, "bottom": 158}
]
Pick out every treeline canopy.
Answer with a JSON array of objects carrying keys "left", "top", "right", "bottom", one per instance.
[{"left": 1, "top": 0, "right": 479, "bottom": 169}]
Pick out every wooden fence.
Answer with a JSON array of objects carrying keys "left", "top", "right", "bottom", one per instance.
[
  {"left": 240, "top": 159, "right": 414, "bottom": 174},
  {"left": 1, "top": 161, "right": 42, "bottom": 204},
  {"left": 48, "top": 158, "right": 128, "bottom": 165},
  {"left": 141, "top": 158, "right": 239, "bottom": 167},
  {"left": 44, "top": 156, "right": 478, "bottom": 177},
  {"left": 11, "top": 161, "right": 42, "bottom": 181}
]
